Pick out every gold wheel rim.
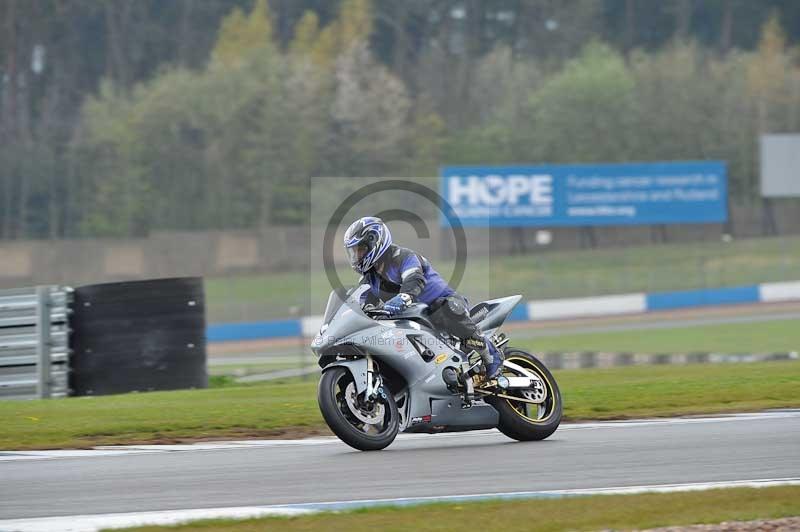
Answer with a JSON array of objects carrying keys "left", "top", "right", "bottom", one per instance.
[{"left": 503, "top": 356, "right": 556, "bottom": 424}]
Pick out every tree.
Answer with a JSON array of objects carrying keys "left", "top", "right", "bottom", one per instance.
[
  {"left": 304, "top": 0, "right": 374, "bottom": 66},
  {"left": 330, "top": 41, "right": 411, "bottom": 176},
  {"left": 523, "top": 42, "right": 636, "bottom": 163},
  {"left": 743, "top": 12, "right": 800, "bottom": 233},
  {"left": 72, "top": 0, "right": 413, "bottom": 234},
  {"left": 746, "top": 12, "right": 794, "bottom": 133},
  {"left": 289, "top": 11, "right": 321, "bottom": 57},
  {"left": 212, "top": 0, "right": 275, "bottom": 66}
]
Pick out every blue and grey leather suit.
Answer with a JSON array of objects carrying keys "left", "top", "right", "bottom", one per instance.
[{"left": 360, "top": 244, "right": 486, "bottom": 351}]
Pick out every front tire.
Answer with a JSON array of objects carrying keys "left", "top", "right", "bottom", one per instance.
[
  {"left": 318, "top": 366, "right": 399, "bottom": 451},
  {"left": 487, "top": 349, "right": 562, "bottom": 441}
]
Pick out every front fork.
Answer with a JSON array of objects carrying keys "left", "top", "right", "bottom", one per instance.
[{"left": 364, "top": 355, "right": 383, "bottom": 401}]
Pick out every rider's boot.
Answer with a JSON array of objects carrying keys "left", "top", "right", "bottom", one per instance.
[
  {"left": 483, "top": 336, "right": 504, "bottom": 379},
  {"left": 464, "top": 335, "right": 504, "bottom": 381}
]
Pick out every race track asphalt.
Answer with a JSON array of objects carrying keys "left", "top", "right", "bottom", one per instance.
[{"left": 2, "top": 410, "right": 799, "bottom": 520}]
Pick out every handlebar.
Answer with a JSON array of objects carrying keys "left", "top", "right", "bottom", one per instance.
[
  {"left": 363, "top": 305, "right": 391, "bottom": 318},
  {"left": 363, "top": 302, "right": 428, "bottom": 319}
]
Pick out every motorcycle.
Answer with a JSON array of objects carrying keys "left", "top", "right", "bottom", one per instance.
[{"left": 311, "top": 285, "right": 562, "bottom": 451}]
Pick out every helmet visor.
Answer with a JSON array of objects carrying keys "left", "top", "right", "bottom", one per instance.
[{"left": 346, "top": 243, "right": 369, "bottom": 269}]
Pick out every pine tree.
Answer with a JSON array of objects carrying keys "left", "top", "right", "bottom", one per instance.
[
  {"left": 295, "top": 0, "right": 374, "bottom": 66},
  {"left": 211, "top": 0, "right": 275, "bottom": 66},
  {"left": 289, "top": 11, "right": 320, "bottom": 57}
]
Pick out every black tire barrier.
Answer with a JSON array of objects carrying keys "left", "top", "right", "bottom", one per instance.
[{"left": 69, "top": 277, "right": 207, "bottom": 396}]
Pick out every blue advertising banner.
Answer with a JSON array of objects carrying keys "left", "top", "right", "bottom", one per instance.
[{"left": 440, "top": 162, "right": 727, "bottom": 227}]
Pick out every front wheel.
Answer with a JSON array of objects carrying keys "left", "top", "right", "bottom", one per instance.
[
  {"left": 487, "top": 348, "right": 562, "bottom": 441},
  {"left": 318, "top": 366, "right": 399, "bottom": 451}
]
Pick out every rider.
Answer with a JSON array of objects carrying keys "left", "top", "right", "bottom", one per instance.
[{"left": 343, "top": 216, "right": 503, "bottom": 378}]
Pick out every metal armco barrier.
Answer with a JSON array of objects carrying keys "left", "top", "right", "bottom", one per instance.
[{"left": 0, "top": 286, "right": 72, "bottom": 400}]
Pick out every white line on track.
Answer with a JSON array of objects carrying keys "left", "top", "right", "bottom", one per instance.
[
  {"left": 2, "top": 409, "right": 798, "bottom": 462},
  {"left": 1, "top": 478, "right": 799, "bottom": 532}
]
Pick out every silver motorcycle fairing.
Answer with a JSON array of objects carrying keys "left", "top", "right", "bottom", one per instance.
[
  {"left": 312, "top": 286, "right": 376, "bottom": 354},
  {"left": 321, "top": 357, "right": 370, "bottom": 395},
  {"left": 471, "top": 294, "right": 523, "bottom": 336},
  {"left": 330, "top": 322, "right": 469, "bottom": 431},
  {"left": 312, "top": 285, "right": 507, "bottom": 433}
]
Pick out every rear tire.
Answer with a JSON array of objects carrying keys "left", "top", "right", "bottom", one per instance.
[
  {"left": 487, "top": 349, "right": 562, "bottom": 441},
  {"left": 318, "top": 366, "right": 399, "bottom": 451}
]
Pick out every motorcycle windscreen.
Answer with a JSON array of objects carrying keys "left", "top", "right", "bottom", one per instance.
[
  {"left": 321, "top": 290, "right": 345, "bottom": 326},
  {"left": 322, "top": 285, "right": 372, "bottom": 326}
]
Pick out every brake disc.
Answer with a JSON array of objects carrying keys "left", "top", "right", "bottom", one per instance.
[{"left": 344, "top": 382, "right": 385, "bottom": 425}]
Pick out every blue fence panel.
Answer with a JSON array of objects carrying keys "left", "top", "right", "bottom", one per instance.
[
  {"left": 207, "top": 319, "right": 302, "bottom": 342},
  {"left": 646, "top": 285, "right": 760, "bottom": 312},
  {"left": 508, "top": 303, "right": 530, "bottom": 322}
]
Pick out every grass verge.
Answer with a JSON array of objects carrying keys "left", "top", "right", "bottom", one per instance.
[
  {"left": 108, "top": 486, "right": 800, "bottom": 532},
  {"left": 517, "top": 318, "right": 800, "bottom": 354},
  {"left": 2, "top": 361, "right": 798, "bottom": 450},
  {"left": 206, "top": 319, "right": 800, "bottom": 378}
]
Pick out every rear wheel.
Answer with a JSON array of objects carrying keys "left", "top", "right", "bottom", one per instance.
[
  {"left": 487, "top": 349, "right": 562, "bottom": 441},
  {"left": 318, "top": 366, "right": 399, "bottom": 451}
]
